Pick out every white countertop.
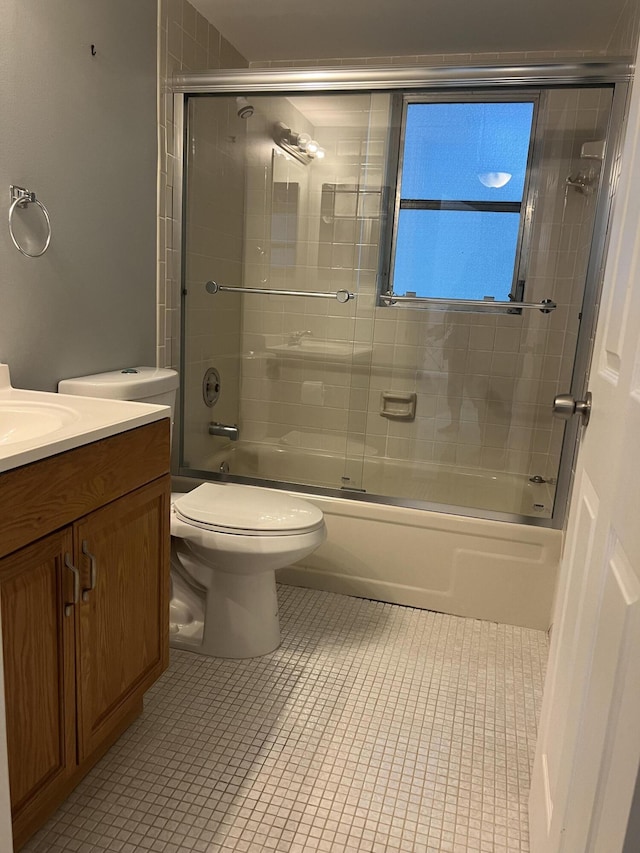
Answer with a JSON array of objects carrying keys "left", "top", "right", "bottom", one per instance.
[{"left": 0, "top": 366, "right": 170, "bottom": 474}]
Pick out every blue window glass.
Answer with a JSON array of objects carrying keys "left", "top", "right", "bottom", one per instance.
[
  {"left": 391, "top": 100, "right": 535, "bottom": 301},
  {"left": 394, "top": 210, "right": 521, "bottom": 301}
]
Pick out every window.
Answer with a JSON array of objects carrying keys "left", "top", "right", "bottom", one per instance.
[{"left": 380, "top": 95, "right": 538, "bottom": 308}]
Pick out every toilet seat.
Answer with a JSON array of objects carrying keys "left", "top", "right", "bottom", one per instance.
[{"left": 173, "top": 482, "right": 324, "bottom": 537}]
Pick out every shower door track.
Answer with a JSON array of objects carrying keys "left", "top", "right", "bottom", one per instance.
[
  {"left": 171, "top": 60, "right": 632, "bottom": 529},
  {"left": 173, "top": 62, "right": 632, "bottom": 93},
  {"left": 176, "top": 467, "right": 556, "bottom": 528}
]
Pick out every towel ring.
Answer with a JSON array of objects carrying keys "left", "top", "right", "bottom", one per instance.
[{"left": 8, "top": 189, "right": 52, "bottom": 258}]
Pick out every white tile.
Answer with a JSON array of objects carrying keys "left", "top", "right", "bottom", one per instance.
[{"left": 25, "top": 586, "right": 547, "bottom": 853}]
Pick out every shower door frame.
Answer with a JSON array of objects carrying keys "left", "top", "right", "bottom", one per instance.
[{"left": 172, "top": 61, "right": 632, "bottom": 530}]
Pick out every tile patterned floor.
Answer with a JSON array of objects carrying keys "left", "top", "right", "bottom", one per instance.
[{"left": 25, "top": 586, "right": 548, "bottom": 853}]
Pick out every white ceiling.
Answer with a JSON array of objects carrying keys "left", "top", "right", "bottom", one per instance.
[{"left": 189, "top": 0, "right": 629, "bottom": 63}]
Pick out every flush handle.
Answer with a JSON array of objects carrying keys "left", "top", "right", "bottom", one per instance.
[
  {"left": 552, "top": 391, "right": 592, "bottom": 426},
  {"left": 81, "top": 540, "right": 97, "bottom": 602}
]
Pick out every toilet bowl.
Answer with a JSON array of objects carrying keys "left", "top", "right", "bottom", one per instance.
[
  {"left": 59, "top": 367, "right": 327, "bottom": 659},
  {"left": 170, "top": 483, "right": 326, "bottom": 658}
]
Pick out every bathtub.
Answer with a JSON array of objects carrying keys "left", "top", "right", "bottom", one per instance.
[
  {"left": 206, "top": 438, "right": 556, "bottom": 517},
  {"left": 179, "top": 440, "right": 561, "bottom": 631}
]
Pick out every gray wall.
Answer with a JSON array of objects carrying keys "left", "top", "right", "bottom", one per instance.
[{"left": 0, "top": 0, "right": 157, "bottom": 391}]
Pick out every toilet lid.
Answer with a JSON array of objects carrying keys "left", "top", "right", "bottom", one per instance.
[{"left": 173, "top": 483, "right": 324, "bottom": 535}]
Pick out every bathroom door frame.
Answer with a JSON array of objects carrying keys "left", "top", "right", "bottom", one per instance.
[{"left": 171, "top": 61, "right": 632, "bottom": 530}]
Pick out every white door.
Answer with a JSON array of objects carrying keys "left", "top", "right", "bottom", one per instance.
[{"left": 528, "top": 41, "right": 640, "bottom": 853}]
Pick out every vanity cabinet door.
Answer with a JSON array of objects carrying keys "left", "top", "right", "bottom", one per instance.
[
  {"left": 0, "top": 528, "right": 77, "bottom": 843},
  {"left": 74, "top": 476, "right": 170, "bottom": 760}
]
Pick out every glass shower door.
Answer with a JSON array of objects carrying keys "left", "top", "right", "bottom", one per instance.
[
  {"left": 179, "top": 81, "right": 618, "bottom": 524},
  {"left": 353, "top": 85, "right": 615, "bottom": 519},
  {"left": 180, "top": 91, "right": 381, "bottom": 492}
]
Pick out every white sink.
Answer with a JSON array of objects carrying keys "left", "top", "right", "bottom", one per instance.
[
  {"left": 0, "top": 363, "right": 170, "bottom": 473},
  {"left": 0, "top": 401, "right": 80, "bottom": 446}
]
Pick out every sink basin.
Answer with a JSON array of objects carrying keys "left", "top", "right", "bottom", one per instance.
[
  {"left": 0, "top": 362, "right": 170, "bottom": 474},
  {"left": 0, "top": 401, "right": 80, "bottom": 446}
]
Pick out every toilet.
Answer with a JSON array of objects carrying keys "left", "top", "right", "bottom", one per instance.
[
  {"left": 58, "top": 367, "right": 327, "bottom": 659},
  {"left": 171, "top": 483, "right": 325, "bottom": 657}
]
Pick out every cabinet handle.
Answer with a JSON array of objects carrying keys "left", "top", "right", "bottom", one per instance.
[
  {"left": 81, "top": 540, "right": 97, "bottom": 602},
  {"left": 64, "top": 554, "right": 80, "bottom": 617}
]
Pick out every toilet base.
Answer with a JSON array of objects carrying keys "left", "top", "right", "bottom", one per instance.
[
  {"left": 169, "top": 598, "right": 205, "bottom": 649},
  {"left": 170, "top": 567, "right": 281, "bottom": 659}
]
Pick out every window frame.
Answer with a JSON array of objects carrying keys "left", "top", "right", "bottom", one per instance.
[{"left": 378, "top": 90, "right": 543, "bottom": 312}]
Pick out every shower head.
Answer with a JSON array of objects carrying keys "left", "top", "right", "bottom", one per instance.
[{"left": 236, "top": 97, "right": 254, "bottom": 119}]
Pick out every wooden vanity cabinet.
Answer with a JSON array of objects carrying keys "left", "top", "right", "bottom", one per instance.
[
  {"left": 0, "top": 529, "right": 77, "bottom": 837},
  {"left": 75, "top": 479, "right": 168, "bottom": 761},
  {"left": 0, "top": 419, "right": 170, "bottom": 850}
]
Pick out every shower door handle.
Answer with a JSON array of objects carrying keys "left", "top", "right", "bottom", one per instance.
[{"left": 552, "top": 391, "right": 592, "bottom": 426}]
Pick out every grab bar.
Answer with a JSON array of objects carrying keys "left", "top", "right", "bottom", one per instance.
[
  {"left": 206, "top": 280, "right": 355, "bottom": 303},
  {"left": 379, "top": 294, "right": 557, "bottom": 313}
]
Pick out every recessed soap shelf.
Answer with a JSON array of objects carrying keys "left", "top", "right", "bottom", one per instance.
[{"left": 380, "top": 391, "right": 417, "bottom": 421}]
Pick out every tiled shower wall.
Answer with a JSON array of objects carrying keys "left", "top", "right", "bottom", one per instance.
[
  {"left": 156, "top": 5, "right": 636, "bottom": 483},
  {"left": 250, "top": 50, "right": 605, "bottom": 71},
  {"left": 527, "top": 89, "right": 613, "bottom": 475},
  {"left": 157, "top": 5, "right": 640, "bottom": 372},
  {"left": 181, "top": 100, "right": 247, "bottom": 469},
  {"left": 157, "top": 0, "right": 248, "bottom": 468},
  {"left": 235, "top": 88, "right": 612, "bottom": 483},
  {"left": 238, "top": 95, "right": 386, "bottom": 471},
  {"left": 157, "top": 0, "right": 248, "bottom": 372}
]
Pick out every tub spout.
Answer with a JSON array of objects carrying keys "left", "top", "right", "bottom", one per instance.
[{"left": 209, "top": 422, "right": 239, "bottom": 441}]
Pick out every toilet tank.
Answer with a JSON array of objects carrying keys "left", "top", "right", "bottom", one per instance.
[{"left": 58, "top": 367, "right": 179, "bottom": 430}]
